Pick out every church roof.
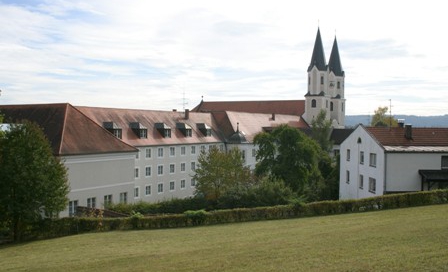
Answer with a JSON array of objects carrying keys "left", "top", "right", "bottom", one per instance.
[
  {"left": 328, "top": 37, "right": 344, "bottom": 77},
  {"left": 307, "top": 28, "right": 327, "bottom": 72},
  {"left": 191, "top": 100, "right": 305, "bottom": 117}
]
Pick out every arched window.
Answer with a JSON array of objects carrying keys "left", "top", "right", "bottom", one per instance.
[
  {"left": 320, "top": 76, "right": 324, "bottom": 85},
  {"left": 330, "top": 102, "right": 334, "bottom": 111},
  {"left": 311, "top": 99, "right": 317, "bottom": 108},
  {"left": 337, "top": 81, "right": 341, "bottom": 89}
]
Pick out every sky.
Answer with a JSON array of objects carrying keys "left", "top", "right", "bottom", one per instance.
[{"left": 1, "top": 0, "right": 447, "bottom": 116}]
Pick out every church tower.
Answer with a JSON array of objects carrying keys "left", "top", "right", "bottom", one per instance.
[{"left": 304, "top": 28, "right": 345, "bottom": 128}]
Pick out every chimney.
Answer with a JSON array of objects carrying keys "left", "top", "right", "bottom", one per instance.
[
  {"left": 398, "top": 119, "right": 405, "bottom": 128},
  {"left": 271, "top": 113, "right": 275, "bottom": 121},
  {"left": 405, "top": 124, "right": 412, "bottom": 140},
  {"left": 172, "top": 109, "right": 177, "bottom": 112},
  {"left": 184, "top": 109, "right": 190, "bottom": 120}
]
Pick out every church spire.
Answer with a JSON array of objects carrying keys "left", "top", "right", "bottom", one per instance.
[
  {"left": 328, "top": 36, "right": 344, "bottom": 76},
  {"left": 307, "top": 27, "right": 327, "bottom": 72}
]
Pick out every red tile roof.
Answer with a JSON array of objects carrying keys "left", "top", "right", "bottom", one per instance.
[
  {"left": 77, "top": 107, "right": 223, "bottom": 146},
  {"left": 192, "top": 100, "right": 305, "bottom": 116},
  {"left": 366, "top": 126, "right": 448, "bottom": 147},
  {"left": 213, "top": 111, "right": 308, "bottom": 142},
  {"left": 0, "top": 103, "right": 137, "bottom": 155}
]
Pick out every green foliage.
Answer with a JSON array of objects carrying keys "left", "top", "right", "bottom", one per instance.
[
  {"left": 193, "top": 146, "right": 253, "bottom": 200},
  {"left": 254, "top": 124, "right": 321, "bottom": 194},
  {"left": 310, "top": 109, "right": 333, "bottom": 152},
  {"left": 0, "top": 121, "right": 69, "bottom": 241},
  {"left": 184, "top": 210, "right": 209, "bottom": 226},
  {"left": 370, "top": 106, "right": 398, "bottom": 127}
]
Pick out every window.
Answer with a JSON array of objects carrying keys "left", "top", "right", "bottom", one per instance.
[
  {"left": 135, "top": 151, "right": 140, "bottom": 159},
  {"left": 134, "top": 187, "right": 140, "bottom": 198},
  {"left": 360, "top": 151, "right": 364, "bottom": 164},
  {"left": 139, "top": 129, "right": 147, "bottom": 138},
  {"left": 359, "top": 175, "right": 364, "bottom": 189},
  {"left": 369, "top": 177, "right": 376, "bottom": 193},
  {"left": 158, "top": 147, "right": 164, "bottom": 158},
  {"left": 442, "top": 156, "right": 448, "bottom": 169},
  {"left": 113, "top": 129, "right": 122, "bottom": 139},
  {"left": 68, "top": 200, "right": 78, "bottom": 217},
  {"left": 252, "top": 149, "right": 256, "bottom": 157},
  {"left": 158, "top": 165, "right": 164, "bottom": 175},
  {"left": 170, "top": 146, "right": 175, "bottom": 156},
  {"left": 191, "top": 161, "right": 196, "bottom": 171},
  {"left": 164, "top": 129, "right": 171, "bottom": 138},
  {"left": 87, "top": 197, "right": 96, "bottom": 208},
  {"left": 170, "top": 181, "right": 175, "bottom": 191},
  {"left": 337, "top": 81, "right": 341, "bottom": 89},
  {"left": 104, "top": 195, "right": 112, "bottom": 206},
  {"left": 346, "top": 170, "right": 350, "bottom": 184},
  {"left": 326, "top": 100, "right": 328, "bottom": 108},
  {"left": 200, "top": 145, "right": 206, "bottom": 153},
  {"left": 191, "top": 146, "right": 196, "bottom": 155},
  {"left": 320, "top": 75, "right": 324, "bottom": 84},
  {"left": 181, "top": 146, "right": 186, "bottom": 155},
  {"left": 191, "top": 178, "right": 196, "bottom": 187},
  {"left": 146, "top": 148, "right": 152, "bottom": 159},
  {"left": 135, "top": 168, "right": 139, "bottom": 179},
  {"left": 145, "top": 185, "right": 151, "bottom": 196},
  {"left": 180, "top": 179, "right": 186, "bottom": 189},
  {"left": 170, "top": 164, "right": 175, "bottom": 174},
  {"left": 311, "top": 99, "right": 317, "bottom": 108},
  {"left": 346, "top": 149, "right": 351, "bottom": 161},
  {"left": 242, "top": 150, "right": 246, "bottom": 163},
  {"left": 342, "top": 102, "right": 344, "bottom": 112},
  {"left": 120, "top": 192, "right": 127, "bottom": 204},
  {"left": 330, "top": 102, "right": 334, "bottom": 111},
  {"left": 145, "top": 166, "right": 151, "bottom": 177},
  {"left": 308, "top": 76, "right": 310, "bottom": 86},
  {"left": 181, "top": 162, "right": 186, "bottom": 172},
  {"left": 158, "top": 183, "right": 163, "bottom": 193},
  {"left": 369, "top": 153, "right": 377, "bottom": 167}
]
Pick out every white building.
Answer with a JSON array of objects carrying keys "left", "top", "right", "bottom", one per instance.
[{"left": 340, "top": 124, "right": 448, "bottom": 200}]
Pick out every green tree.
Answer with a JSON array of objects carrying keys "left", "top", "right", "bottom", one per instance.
[
  {"left": 193, "top": 146, "right": 252, "bottom": 200},
  {"left": 0, "top": 121, "right": 69, "bottom": 241},
  {"left": 254, "top": 125, "right": 321, "bottom": 194},
  {"left": 311, "top": 109, "right": 333, "bottom": 152},
  {"left": 371, "top": 106, "right": 398, "bottom": 127}
]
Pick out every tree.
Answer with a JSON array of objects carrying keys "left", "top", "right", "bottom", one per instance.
[
  {"left": 310, "top": 109, "right": 333, "bottom": 152},
  {"left": 0, "top": 121, "right": 69, "bottom": 241},
  {"left": 371, "top": 106, "right": 398, "bottom": 127},
  {"left": 254, "top": 124, "right": 321, "bottom": 194},
  {"left": 193, "top": 146, "right": 252, "bottom": 200}
]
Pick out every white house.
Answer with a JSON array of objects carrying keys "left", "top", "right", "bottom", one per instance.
[{"left": 340, "top": 124, "right": 448, "bottom": 200}]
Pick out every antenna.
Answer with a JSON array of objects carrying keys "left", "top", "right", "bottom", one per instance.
[
  {"left": 182, "top": 90, "right": 188, "bottom": 112},
  {"left": 389, "top": 99, "right": 393, "bottom": 128}
]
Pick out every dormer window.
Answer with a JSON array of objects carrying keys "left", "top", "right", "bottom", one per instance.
[
  {"left": 176, "top": 123, "right": 192, "bottom": 137},
  {"left": 103, "top": 122, "right": 122, "bottom": 139},
  {"left": 197, "top": 123, "right": 212, "bottom": 137},
  {"left": 155, "top": 123, "right": 171, "bottom": 138},
  {"left": 130, "top": 122, "right": 148, "bottom": 139}
]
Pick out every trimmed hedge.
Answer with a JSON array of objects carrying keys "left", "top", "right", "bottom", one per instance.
[{"left": 27, "top": 189, "right": 448, "bottom": 240}]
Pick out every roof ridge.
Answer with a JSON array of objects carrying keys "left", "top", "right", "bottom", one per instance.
[{"left": 58, "top": 103, "right": 70, "bottom": 155}]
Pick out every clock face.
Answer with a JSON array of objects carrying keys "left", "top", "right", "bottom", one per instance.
[{"left": 329, "top": 81, "right": 335, "bottom": 88}]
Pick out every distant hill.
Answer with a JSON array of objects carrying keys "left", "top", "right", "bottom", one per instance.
[{"left": 346, "top": 115, "right": 448, "bottom": 128}]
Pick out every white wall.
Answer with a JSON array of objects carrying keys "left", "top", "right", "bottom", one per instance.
[
  {"left": 339, "top": 126, "right": 385, "bottom": 200},
  {"left": 385, "top": 152, "right": 448, "bottom": 192}
]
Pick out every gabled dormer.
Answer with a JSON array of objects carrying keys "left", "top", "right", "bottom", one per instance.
[
  {"left": 197, "top": 123, "right": 212, "bottom": 137},
  {"left": 155, "top": 122, "right": 171, "bottom": 138},
  {"left": 176, "top": 122, "right": 192, "bottom": 137},
  {"left": 130, "top": 122, "right": 147, "bottom": 139},
  {"left": 103, "top": 121, "right": 122, "bottom": 139}
]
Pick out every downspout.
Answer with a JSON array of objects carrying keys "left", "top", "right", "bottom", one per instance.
[{"left": 383, "top": 151, "right": 387, "bottom": 194}]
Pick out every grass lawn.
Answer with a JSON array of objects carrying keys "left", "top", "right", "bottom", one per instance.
[{"left": 1, "top": 204, "right": 447, "bottom": 272}]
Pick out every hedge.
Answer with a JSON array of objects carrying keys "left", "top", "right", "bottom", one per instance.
[{"left": 24, "top": 189, "right": 448, "bottom": 241}]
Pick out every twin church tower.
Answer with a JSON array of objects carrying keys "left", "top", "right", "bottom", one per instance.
[{"left": 303, "top": 28, "right": 345, "bottom": 128}]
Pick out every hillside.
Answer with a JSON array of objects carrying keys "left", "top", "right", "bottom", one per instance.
[
  {"left": 346, "top": 114, "right": 448, "bottom": 127},
  {"left": 1, "top": 204, "right": 447, "bottom": 271}
]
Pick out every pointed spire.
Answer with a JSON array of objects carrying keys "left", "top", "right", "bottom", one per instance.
[
  {"left": 307, "top": 27, "right": 327, "bottom": 72},
  {"left": 328, "top": 36, "right": 344, "bottom": 76}
]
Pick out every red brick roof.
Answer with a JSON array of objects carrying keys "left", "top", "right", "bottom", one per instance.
[
  {"left": 0, "top": 103, "right": 137, "bottom": 155},
  {"left": 77, "top": 107, "right": 223, "bottom": 146},
  {"left": 212, "top": 111, "right": 308, "bottom": 142},
  {"left": 366, "top": 126, "right": 448, "bottom": 147},
  {"left": 192, "top": 100, "right": 305, "bottom": 116}
]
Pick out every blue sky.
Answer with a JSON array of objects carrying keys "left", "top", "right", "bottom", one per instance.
[{"left": 1, "top": 0, "right": 447, "bottom": 116}]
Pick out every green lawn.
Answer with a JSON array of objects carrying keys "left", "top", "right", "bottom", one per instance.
[{"left": 1, "top": 204, "right": 448, "bottom": 272}]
